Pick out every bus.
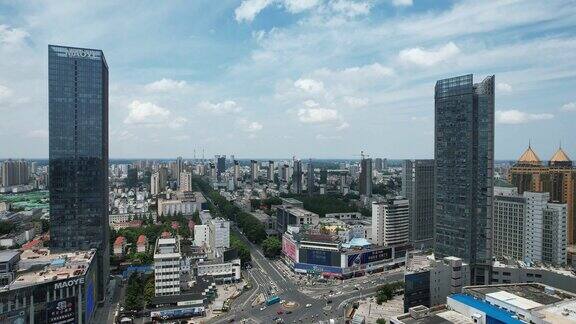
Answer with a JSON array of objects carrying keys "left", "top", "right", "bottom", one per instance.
[{"left": 266, "top": 296, "right": 281, "bottom": 306}]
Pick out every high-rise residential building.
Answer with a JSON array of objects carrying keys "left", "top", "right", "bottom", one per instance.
[
  {"left": 267, "top": 160, "right": 274, "bottom": 182},
  {"left": 0, "top": 160, "right": 30, "bottom": 187},
  {"left": 493, "top": 187, "right": 567, "bottom": 266},
  {"left": 250, "top": 160, "right": 259, "bottom": 183},
  {"left": 434, "top": 74, "right": 494, "bottom": 285},
  {"left": 175, "top": 156, "right": 183, "bottom": 186},
  {"left": 154, "top": 236, "right": 181, "bottom": 296},
  {"left": 292, "top": 159, "right": 302, "bottom": 194},
  {"left": 374, "top": 158, "right": 383, "bottom": 172},
  {"left": 48, "top": 45, "right": 109, "bottom": 300},
  {"left": 359, "top": 158, "right": 372, "bottom": 197},
  {"left": 542, "top": 203, "right": 567, "bottom": 265},
  {"left": 307, "top": 160, "right": 315, "bottom": 196},
  {"left": 402, "top": 159, "right": 435, "bottom": 248},
  {"left": 216, "top": 155, "right": 226, "bottom": 181},
  {"left": 509, "top": 145, "right": 576, "bottom": 244},
  {"left": 493, "top": 187, "right": 526, "bottom": 261},
  {"left": 151, "top": 172, "right": 161, "bottom": 195},
  {"left": 371, "top": 198, "right": 410, "bottom": 247},
  {"left": 179, "top": 170, "right": 192, "bottom": 192},
  {"left": 158, "top": 166, "right": 168, "bottom": 188}
]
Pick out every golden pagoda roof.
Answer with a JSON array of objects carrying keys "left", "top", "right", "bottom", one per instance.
[
  {"left": 517, "top": 145, "right": 541, "bottom": 165},
  {"left": 550, "top": 147, "right": 571, "bottom": 162}
]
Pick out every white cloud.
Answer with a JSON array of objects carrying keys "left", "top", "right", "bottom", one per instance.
[
  {"left": 294, "top": 78, "right": 324, "bottom": 93},
  {"left": 330, "top": 0, "right": 372, "bottom": 17},
  {"left": 284, "top": 0, "right": 320, "bottom": 13},
  {"left": 392, "top": 0, "right": 413, "bottom": 6},
  {"left": 235, "top": 0, "right": 272, "bottom": 22},
  {"left": 199, "top": 100, "right": 243, "bottom": 114},
  {"left": 399, "top": 42, "right": 460, "bottom": 67},
  {"left": 0, "top": 85, "right": 13, "bottom": 102},
  {"left": 343, "top": 96, "right": 368, "bottom": 108},
  {"left": 172, "top": 135, "right": 191, "bottom": 141},
  {"left": 496, "top": 109, "right": 554, "bottom": 124},
  {"left": 145, "top": 78, "right": 187, "bottom": 92},
  {"left": 316, "top": 134, "right": 342, "bottom": 140},
  {"left": 236, "top": 118, "right": 263, "bottom": 132},
  {"left": 124, "top": 100, "right": 187, "bottom": 129},
  {"left": 303, "top": 99, "right": 320, "bottom": 107},
  {"left": 0, "top": 25, "right": 29, "bottom": 46},
  {"left": 496, "top": 82, "right": 513, "bottom": 93},
  {"left": 297, "top": 107, "right": 339, "bottom": 123},
  {"left": 561, "top": 102, "right": 576, "bottom": 112},
  {"left": 26, "top": 129, "right": 48, "bottom": 139}
]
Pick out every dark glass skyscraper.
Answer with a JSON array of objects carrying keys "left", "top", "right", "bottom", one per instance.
[
  {"left": 48, "top": 45, "right": 109, "bottom": 300},
  {"left": 434, "top": 74, "right": 494, "bottom": 285},
  {"left": 402, "top": 159, "right": 435, "bottom": 249}
]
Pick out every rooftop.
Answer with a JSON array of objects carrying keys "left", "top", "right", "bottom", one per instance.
[
  {"left": 392, "top": 305, "right": 473, "bottom": 324},
  {"left": 449, "top": 294, "right": 523, "bottom": 324},
  {"left": 517, "top": 145, "right": 541, "bottom": 165},
  {"left": 531, "top": 299, "right": 576, "bottom": 324},
  {"left": 2, "top": 248, "right": 96, "bottom": 290},
  {"left": 464, "top": 283, "right": 576, "bottom": 306},
  {"left": 0, "top": 250, "right": 20, "bottom": 263}
]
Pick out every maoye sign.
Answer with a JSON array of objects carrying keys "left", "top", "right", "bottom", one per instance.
[
  {"left": 54, "top": 277, "right": 85, "bottom": 289},
  {"left": 52, "top": 46, "right": 100, "bottom": 60}
]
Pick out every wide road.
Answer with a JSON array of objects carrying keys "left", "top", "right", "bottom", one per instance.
[{"left": 209, "top": 224, "right": 403, "bottom": 324}]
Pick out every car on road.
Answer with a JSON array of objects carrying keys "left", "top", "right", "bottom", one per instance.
[
  {"left": 286, "top": 311, "right": 292, "bottom": 315},
  {"left": 305, "top": 304, "right": 312, "bottom": 308},
  {"left": 260, "top": 306, "right": 267, "bottom": 311},
  {"left": 277, "top": 310, "right": 284, "bottom": 315}
]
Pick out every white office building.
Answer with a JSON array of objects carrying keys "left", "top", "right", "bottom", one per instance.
[
  {"left": 209, "top": 218, "right": 230, "bottom": 251},
  {"left": 372, "top": 197, "right": 409, "bottom": 246},
  {"left": 154, "top": 236, "right": 182, "bottom": 296},
  {"left": 151, "top": 172, "right": 161, "bottom": 196},
  {"left": 194, "top": 225, "right": 210, "bottom": 248}
]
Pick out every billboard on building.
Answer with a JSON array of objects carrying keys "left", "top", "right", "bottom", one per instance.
[
  {"left": 299, "top": 248, "right": 340, "bottom": 266},
  {"left": 282, "top": 235, "right": 298, "bottom": 262},
  {"left": 347, "top": 247, "right": 392, "bottom": 267},
  {"left": 293, "top": 262, "right": 342, "bottom": 274},
  {"left": 47, "top": 297, "right": 76, "bottom": 323}
]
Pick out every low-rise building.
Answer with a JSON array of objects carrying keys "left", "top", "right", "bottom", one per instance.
[
  {"left": 196, "top": 258, "right": 241, "bottom": 284},
  {"left": 110, "top": 220, "right": 143, "bottom": 231},
  {"left": 136, "top": 234, "right": 148, "bottom": 253},
  {"left": 194, "top": 225, "right": 210, "bottom": 248},
  {"left": 113, "top": 236, "right": 127, "bottom": 256},
  {"left": 276, "top": 205, "right": 320, "bottom": 234}
]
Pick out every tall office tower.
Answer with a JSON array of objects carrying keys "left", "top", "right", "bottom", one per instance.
[
  {"left": 175, "top": 156, "right": 183, "bottom": 186},
  {"left": 179, "top": 171, "right": 192, "bottom": 192},
  {"left": 434, "top": 74, "right": 494, "bottom": 285},
  {"left": 371, "top": 197, "right": 410, "bottom": 246},
  {"left": 0, "top": 160, "right": 30, "bottom": 187},
  {"left": 542, "top": 203, "right": 567, "bottom": 265},
  {"left": 320, "top": 168, "right": 328, "bottom": 185},
  {"left": 233, "top": 160, "right": 240, "bottom": 186},
  {"left": 292, "top": 159, "right": 303, "bottom": 194},
  {"left": 307, "top": 160, "right": 315, "bottom": 196},
  {"left": 154, "top": 236, "right": 181, "bottom": 296},
  {"left": 151, "top": 172, "right": 161, "bottom": 196},
  {"left": 267, "top": 160, "right": 274, "bottom": 182},
  {"left": 216, "top": 155, "right": 226, "bottom": 181},
  {"left": 250, "top": 160, "right": 259, "bottom": 183},
  {"left": 509, "top": 145, "right": 576, "bottom": 244},
  {"left": 48, "top": 45, "right": 109, "bottom": 300},
  {"left": 493, "top": 187, "right": 526, "bottom": 261},
  {"left": 374, "top": 158, "right": 383, "bottom": 172},
  {"left": 158, "top": 166, "right": 168, "bottom": 189},
  {"left": 402, "top": 159, "right": 435, "bottom": 248},
  {"left": 359, "top": 157, "right": 372, "bottom": 197},
  {"left": 209, "top": 163, "right": 216, "bottom": 180}
]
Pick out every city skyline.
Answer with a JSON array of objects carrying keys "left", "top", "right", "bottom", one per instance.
[{"left": 1, "top": 1, "right": 575, "bottom": 159}]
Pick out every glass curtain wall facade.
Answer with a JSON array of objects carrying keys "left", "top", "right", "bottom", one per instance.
[
  {"left": 434, "top": 74, "right": 494, "bottom": 285},
  {"left": 48, "top": 45, "right": 109, "bottom": 301}
]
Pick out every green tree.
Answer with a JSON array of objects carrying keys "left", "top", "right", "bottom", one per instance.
[
  {"left": 376, "top": 319, "right": 387, "bottom": 324},
  {"left": 262, "top": 236, "right": 282, "bottom": 258},
  {"left": 125, "top": 273, "right": 144, "bottom": 311},
  {"left": 230, "top": 235, "right": 251, "bottom": 265}
]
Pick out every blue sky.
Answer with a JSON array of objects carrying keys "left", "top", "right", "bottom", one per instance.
[{"left": 0, "top": 0, "right": 575, "bottom": 160}]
